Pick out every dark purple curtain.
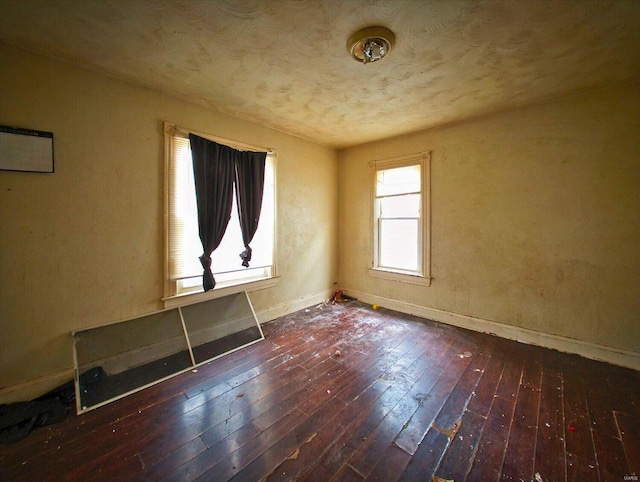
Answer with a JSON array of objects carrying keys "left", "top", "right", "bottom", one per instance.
[
  {"left": 189, "top": 134, "right": 236, "bottom": 291},
  {"left": 234, "top": 150, "right": 267, "bottom": 267}
]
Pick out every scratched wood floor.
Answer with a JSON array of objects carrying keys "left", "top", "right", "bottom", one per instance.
[{"left": 1, "top": 301, "right": 639, "bottom": 481}]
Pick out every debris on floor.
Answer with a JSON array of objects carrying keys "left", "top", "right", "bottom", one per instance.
[
  {"left": 286, "top": 432, "right": 317, "bottom": 461},
  {"left": 432, "top": 419, "right": 462, "bottom": 440},
  {"left": 457, "top": 351, "right": 472, "bottom": 358},
  {"left": 372, "top": 304, "right": 379, "bottom": 310},
  {"left": 287, "top": 448, "right": 300, "bottom": 460},
  {"left": 330, "top": 290, "right": 357, "bottom": 303},
  {"left": 334, "top": 349, "right": 341, "bottom": 357},
  {"left": 0, "top": 398, "right": 69, "bottom": 444},
  {"left": 432, "top": 476, "right": 454, "bottom": 482}
]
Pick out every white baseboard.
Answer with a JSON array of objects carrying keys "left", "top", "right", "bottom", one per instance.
[
  {"left": 0, "top": 368, "right": 75, "bottom": 405},
  {"left": 344, "top": 288, "right": 640, "bottom": 371},
  {"left": 254, "top": 289, "right": 335, "bottom": 324}
]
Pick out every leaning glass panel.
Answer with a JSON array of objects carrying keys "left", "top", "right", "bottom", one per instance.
[
  {"left": 73, "top": 308, "right": 191, "bottom": 413},
  {"left": 181, "top": 292, "right": 264, "bottom": 365}
]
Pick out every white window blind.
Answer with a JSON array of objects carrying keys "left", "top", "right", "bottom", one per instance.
[{"left": 169, "top": 136, "right": 199, "bottom": 281}]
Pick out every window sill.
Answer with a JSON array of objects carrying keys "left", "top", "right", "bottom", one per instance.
[
  {"left": 163, "top": 276, "right": 279, "bottom": 309},
  {"left": 368, "top": 268, "right": 431, "bottom": 287}
]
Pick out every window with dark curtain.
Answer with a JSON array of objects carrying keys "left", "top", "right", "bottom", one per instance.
[{"left": 189, "top": 134, "right": 267, "bottom": 291}]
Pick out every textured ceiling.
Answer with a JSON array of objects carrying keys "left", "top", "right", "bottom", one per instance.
[{"left": 1, "top": 0, "right": 640, "bottom": 148}]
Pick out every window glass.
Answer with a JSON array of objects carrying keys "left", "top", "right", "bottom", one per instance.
[
  {"left": 376, "top": 165, "right": 420, "bottom": 196},
  {"left": 379, "top": 219, "right": 419, "bottom": 271},
  {"left": 379, "top": 194, "right": 420, "bottom": 218}
]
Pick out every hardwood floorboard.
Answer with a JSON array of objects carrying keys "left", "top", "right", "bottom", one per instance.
[
  {"left": 229, "top": 396, "right": 348, "bottom": 482},
  {"left": 397, "top": 352, "right": 489, "bottom": 480},
  {"left": 431, "top": 352, "right": 490, "bottom": 432},
  {"left": 467, "top": 354, "right": 506, "bottom": 417},
  {"left": 391, "top": 352, "right": 471, "bottom": 455},
  {"left": 592, "top": 428, "right": 630, "bottom": 481},
  {"left": 466, "top": 395, "right": 516, "bottom": 481},
  {"left": 1, "top": 301, "right": 638, "bottom": 482},
  {"left": 433, "top": 408, "right": 487, "bottom": 481},
  {"left": 562, "top": 356, "right": 600, "bottom": 481},
  {"left": 500, "top": 384, "right": 540, "bottom": 481},
  {"left": 520, "top": 345, "right": 543, "bottom": 390},
  {"left": 398, "top": 425, "right": 450, "bottom": 481},
  {"left": 266, "top": 380, "right": 388, "bottom": 482},
  {"left": 533, "top": 371, "right": 566, "bottom": 482},
  {"left": 364, "top": 444, "right": 411, "bottom": 481},
  {"left": 583, "top": 365, "right": 619, "bottom": 439},
  {"left": 296, "top": 341, "right": 450, "bottom": 480},
  {"left": 346, "top": 341, "right": 459, "bottom": 478},
  {"left": 615, "top": 411, "right": 640, "bottom": 476},
  {"left": 329, "top": 464, "right": 364, "bottom": 482},
  {"left": 495, "top": 348, "right": 524, "bottom": 402}
]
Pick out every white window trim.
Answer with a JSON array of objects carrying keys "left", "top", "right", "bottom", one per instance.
[
  {"left": 368, "top": 151, "right": 431, "bottom": 287},
  {"left": 163, "top": 122, "right": 279, "bottom": 308}
]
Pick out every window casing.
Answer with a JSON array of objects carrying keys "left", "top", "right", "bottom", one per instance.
[
  {"left": 164, "top": 123, "right": 277, "bottom": 305},
  {"left": 370, "top": 152, "right": 431, "bottom": 286}
]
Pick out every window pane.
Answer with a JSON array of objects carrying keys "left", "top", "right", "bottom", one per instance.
[
  {"left": 380, "top": 193, "right": 420, "bottom": 218},
  {"left": 379, "top": 219, "right": 418, "bottom": 271},
  {"left": 376, "top": 165, "right": 420, "bottom": 196}
]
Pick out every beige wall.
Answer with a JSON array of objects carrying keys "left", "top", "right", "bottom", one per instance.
[
  {"left": 340, "top": 83, "right": 640, "bottom": 354},
  {"left": 0, "top": 44, "right": 339, "bottom": 401}
]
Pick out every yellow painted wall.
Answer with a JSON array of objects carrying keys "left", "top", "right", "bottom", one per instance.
[
  {"left": 340, "top": 83, "right": 640, "bottom": 353},
  {"left": 0, "top": 44, "right": 339, "bottom": 401}
]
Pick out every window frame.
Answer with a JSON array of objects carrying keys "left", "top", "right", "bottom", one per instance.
[
  {"left": 163, "top": 122, "right": 278, "bottom": 308},
  {"left": 369, "top": 151, "right": 431, "bottom": 287}
]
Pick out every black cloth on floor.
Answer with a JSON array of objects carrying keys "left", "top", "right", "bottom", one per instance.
[{"left": 0, "top": 398, "right": 68, "bottom": 444}]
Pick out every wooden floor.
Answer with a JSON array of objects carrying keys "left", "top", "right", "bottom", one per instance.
[{"left": 1, "top": 302, "right": 638, "bottom": 481}]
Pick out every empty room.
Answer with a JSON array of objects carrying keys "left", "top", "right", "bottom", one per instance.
[{"left": 0, "top": 0, "right": 638, "bottom": 480}]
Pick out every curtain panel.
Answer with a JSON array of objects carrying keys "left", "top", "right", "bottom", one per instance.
[
  {"left": 234, "top": 150, "right": 267, "bottom": 267},
  {"left": 189, "top": 134, "right": 267, "bottom": 291}
]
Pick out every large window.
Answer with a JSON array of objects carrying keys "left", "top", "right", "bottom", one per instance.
[
  {"left": 164, "top": 123, "right": 276, "bottom": 302},
  {"left": 370, "top": 152, "right": 431, "bottom": 286}
]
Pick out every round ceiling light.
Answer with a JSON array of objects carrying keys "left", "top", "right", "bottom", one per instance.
[{"left": 347, "top": 26, "right": 395, "bottom": 64}]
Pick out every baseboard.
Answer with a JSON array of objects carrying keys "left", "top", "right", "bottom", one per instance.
[
  {"left": 344, "top": 288, "right": 640, "bottom": 371},
  {"left": 254, "top": 289, "right": 335, "bottom": 324},
  {"left": 0, "top": 368, "right": 75, "bottom": 405}
]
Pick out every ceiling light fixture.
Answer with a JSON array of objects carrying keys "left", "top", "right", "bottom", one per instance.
[{"left": 347, "top": 26, "right": 395, "bottom": 64}]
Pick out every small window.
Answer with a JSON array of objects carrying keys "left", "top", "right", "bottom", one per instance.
[
  {"left": 164, "top": 124, "right": 277, "bottom": 301},
  {"left": 370, "top": 152, "right": 431, "bottom": 286}
]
